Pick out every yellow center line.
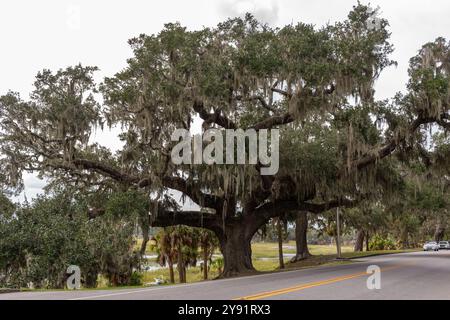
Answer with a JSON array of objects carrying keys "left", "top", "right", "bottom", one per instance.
[{"left": 234, "top": 264, "right": 407, "bottom": 300}]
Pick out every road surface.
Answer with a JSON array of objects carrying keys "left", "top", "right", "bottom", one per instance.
[{"left": 2, "top": 250, "right": 450, "bottom": 300}]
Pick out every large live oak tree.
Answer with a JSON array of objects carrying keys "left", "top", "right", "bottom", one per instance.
[{"left": 0, "top": 4, "right": 449, "bottom": 277}]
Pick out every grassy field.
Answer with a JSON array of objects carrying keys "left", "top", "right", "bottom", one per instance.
[
  {"left": 251, "top": 241, "right": 353, "bottom": 258},
  {"left": 137, "top": 239, "right": 352, "bottom": 257},
  {"left": 139, "top": 241, "right": 352, "bottom": 283}
]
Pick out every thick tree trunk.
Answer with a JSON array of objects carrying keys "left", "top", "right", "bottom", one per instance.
[
  {"left": 354, "top": 229, "right": 365, "bottom": 252},
  {"left": 277, "top": 219, "right": 285, "bottom": 269},
  {"left": 217, "top": 223, "right": 255, "bottom": 278},
  {"left": 291, "top": 212, "right": 311, "bottom": 262}
]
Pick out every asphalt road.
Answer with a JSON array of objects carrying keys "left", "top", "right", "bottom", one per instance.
[{"left": 2, "top": 250, "right": 450, "bottom": 300}]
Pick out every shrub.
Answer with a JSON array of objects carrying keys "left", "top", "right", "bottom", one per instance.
[
  {"left": 129, "top": 271, "right": 143, "bottom": 286},
  {"left": 211, "top": 257, "right": 224, "bottom": 274},
  {"left": 369, "top": 235, "right": 397, "bottom": 250}
]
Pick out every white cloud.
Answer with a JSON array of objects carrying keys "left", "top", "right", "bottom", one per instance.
[
  {"left": 23, "top": 173, "right": 46, "bottom": 190},
  {"left": 218, "top": 0, "right": 279, "bottom": 24},
  {"left": 12, "top": 173, "right": 46, "bottom": 203}
]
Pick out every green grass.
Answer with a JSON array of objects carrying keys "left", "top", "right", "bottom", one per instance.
[
  {"left": 138, "top": 239, "right": 355, "bottom": 259},
  {"left": 282, "top": 248, "right": 419, "bottom": 271},
  {"left": 252, "top": 242, "right": 354, "bottom": 272},
  {"left": 342, "top": 249, "right": 419, "bottom": 259},
  {"left": 251, "top": 241, "right": 353, "bottom": 259}
]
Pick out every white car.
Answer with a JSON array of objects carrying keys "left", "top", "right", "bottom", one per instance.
[
  {"left": 439, "top": 241, "right": 450, "bottom": 249},
  {"left": 423, "top": 241, "right": 440, "bottom": 251}
]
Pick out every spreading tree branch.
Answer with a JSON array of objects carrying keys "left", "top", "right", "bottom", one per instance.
[
  {"left": 193, "top": 100, "right": 236, "bottom": 129},
  {"left": 149, "top": 209, "right": 220, "bottom": 231},
  {"left": 348, "top": 113, "right": 445, "bottom": 173}
]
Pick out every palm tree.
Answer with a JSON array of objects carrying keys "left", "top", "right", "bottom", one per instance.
[
  {"left": 199, "top": 230, "right": 219, "bottom": 279},
  {"left": 155, "top": 228, "right": 177, "bottom": 283},
  {"left": 155, "top": 226, "right": 200, "bottom": 283}
]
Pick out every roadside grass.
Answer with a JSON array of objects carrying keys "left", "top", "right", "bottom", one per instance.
[
  {"left": 251, "top": 241, "right": 353, "bottom": 259},
  {"left": 342, "top": 249, "right": 419, "bottom": 259},
  {"left": 282, "top": 248, "right": 419, "bottom": 271}
]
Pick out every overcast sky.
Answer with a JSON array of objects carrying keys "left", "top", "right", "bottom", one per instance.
[{"left": 1, "top": 0, "right": 449, "bottom": 201}]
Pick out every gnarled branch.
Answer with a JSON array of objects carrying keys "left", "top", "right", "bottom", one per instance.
[{"left": 193, "top": 100, "right": 236, "bottom": 129}]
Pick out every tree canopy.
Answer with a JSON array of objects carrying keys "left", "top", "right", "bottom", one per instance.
[{"left": 0, "top": 3, "right": 448, "bottom": 277}]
